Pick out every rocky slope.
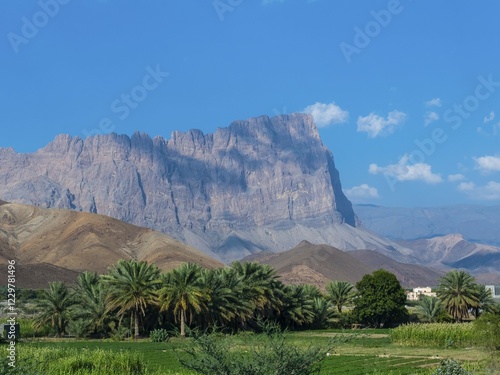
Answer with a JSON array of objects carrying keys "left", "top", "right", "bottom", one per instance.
[
  {"left": 0, "top": 201, "right": 223, "bottom": 288},
  {"left": 0, "top": 114, "right": 414, "bottom": 262}
]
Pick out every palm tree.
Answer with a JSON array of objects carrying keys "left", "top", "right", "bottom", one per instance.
[
  {"left": 158, "top": 263, "right": 207, "bottom": 338},
  {"left": 326, "top": 280, "right": 354, "bottom": 314},
  {"left": 301, "top": 284, "right": 323, "bottom": 299},
  {"left": 199, "top": 267, "right": 251, "bottom": 328},
  {"left": 34, "top": 281, "right": 76, "bottom": 337},
  {"left": 74, "top": 271, "right": 111, "bottom": 336},
  {"left": 310, "top": 297, "right": 337, "bottom": 329},
  {"left": 231, "top": 262, "right": 284, "bottom": 321},
  {"left": 280, "top": 284, "right": 315, "bottom": 327},
  {"left": 76, "top": 270, "right": 100, "bottom": 296},
  {"left": 436, "top": 270, "right": 480, "bottom": 322},
  {"left": 102, "top": 260, "right": 161, "bottom": 339},
  {"left": 472, "top": 284, "right": 497, "bottom": 318},
  {"left": 417, "top": 295, "right": 443, "bottom": 323}
]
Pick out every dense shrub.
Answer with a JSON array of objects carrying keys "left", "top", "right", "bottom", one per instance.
[
  {"left": 179, "top": 322, "right": 348, "bottom": 375},
  {"left": 68, "top": 318, "right": 91, "bottom": 338},
  {"left": 473, "top": 313, "right": 500, "bottom": 350},
  {"left": 432, "top": 359, "right": 471, "bottom": 375},
  {"left": 149, "top": 328, "right": 169, "bottom": 342},
  {"left": 331, "top": 312, "right": 355, "bottom": 329}
]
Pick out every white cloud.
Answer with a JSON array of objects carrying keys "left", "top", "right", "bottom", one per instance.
[
  {"left": 474, "top": 155, "right": 500, "bottom": 172},
  {"left": 303, "top": 102, "right": 349, "bottom": 128},
  {"left": 357, "top": 110, "right": 406, "bottom": 138},
  {"left": 484, "top": 111, "right": 495, "bottom": 123},
  {"left": 369, "top": 155, "right": 442, "bottom": 184},
  {"left": 425, "top": 98, "right": 442, "bottom": 107},
  {"left": 458, "top": 181, "right": 475, "bottom": 191},
  {"left": 458, "top": 181, "right": 500, "bottom": 200},
  {"left": 424, "top": 111, "right": 439, "bottom": 126},
  {"left": 448, "top": 174, "right": 466, "bottom": 182},
  {"left": 344, "top": 184, "right": 379, "bottom": 203}
]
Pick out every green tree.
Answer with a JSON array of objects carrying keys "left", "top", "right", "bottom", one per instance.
[
  {"left": 301, "top": 284, "right": 323, "bottom": 299},
  {"left": 158, "top": 263, "right": 207, "bottom": 338},
  {"left": 230, "top": 262, "right": 284, "bottom": 324},
  {"left": 310, "top": 297, "right": 337, "bottom": 329},
  {"left": 294, "top": 284, "right": 335, "bottom": 329},
  {"left": 326, "top": 280, "right": 354, "bottom": 314},
  {"left": 353, "top": 269, "right": 408, "bottom": 328},
  {"left": 436, "top": 270, "right": 479, "bottom": 322},
  {"left": 74, "top": 271, "right": 112, "bottom": 336},
  {"left": 102, "top": 260, "right": 161, "bottom": 339},
  {"left": 33, "top": 281, "right": 77, "bottom": 337},
  {"left": 472, "top": 284, "right": 497, "bottom": 318},
  {"left": 279, "top": 284, "right": 315, "bottom": 328},
  {"left": 199, "top": 267, "right": 250, "bottom": 328},
  {"left": 417, "top": 295, "right": 444, "bottom": 323}
]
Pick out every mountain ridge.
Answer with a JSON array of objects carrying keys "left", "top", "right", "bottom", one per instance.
[
  {"left": 0, "top": 201, "right": 223, "bottom": 288},
  {"left": 397, "top": 234, "right": 500, "bottom": 276}
]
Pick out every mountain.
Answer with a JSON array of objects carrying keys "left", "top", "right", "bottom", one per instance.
[
  {"left": 397, "top": 234, "right": 500, "bottom": 275},
  {"left": 354, "top": 204, "right": 500, "bottom": 246},
  {"left": 0, "top": 201, "right": 223, "bottom": 288},
  {"left": 243, "top": 241, "right": 443, "bottom": 289},
  {"left": 242, "top": 241, "right": 372, "bottom": 288},
  {"left": 0, "top": 113, "right": 415, "bottom": 262}
]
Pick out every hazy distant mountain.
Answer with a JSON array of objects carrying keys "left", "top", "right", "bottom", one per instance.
[
  {"left": 354, "top": 204, "right": 500, "bottom": 246},
  {"left": 398, "top": 234, "right": 500, "bottom": 275},
  {"left": 0, "top": 114, "right": 415, "bottom": 263},
  {"left": 0, "top": 201, "right": 223, "bottom": 288},
  {"left": 243, "top": 241, "right": 443, "bottom": 289}
]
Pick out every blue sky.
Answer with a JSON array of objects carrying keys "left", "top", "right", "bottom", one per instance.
[{"left": 1, "top": 0, "right": 500, "bottom": 207}]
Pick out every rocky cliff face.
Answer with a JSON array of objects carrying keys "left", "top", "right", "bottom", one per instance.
[{"left": 0, "top": 114, "right": 411, "bottom": 262}]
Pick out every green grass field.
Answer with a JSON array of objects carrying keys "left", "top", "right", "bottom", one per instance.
[{"left": 9, "top": 329, "right": 497, "bottom": 375}]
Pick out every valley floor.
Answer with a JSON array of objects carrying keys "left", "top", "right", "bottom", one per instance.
[{"left": 8, "top": 330, "right": 499, "bottom": 375}]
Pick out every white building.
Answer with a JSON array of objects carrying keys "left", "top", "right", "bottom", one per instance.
[
  {"left": 406, "top": 287, "right": 437, "bottom": 301},
  {"left": 485, "top": 285, "right": 500, "bottom": 299}
]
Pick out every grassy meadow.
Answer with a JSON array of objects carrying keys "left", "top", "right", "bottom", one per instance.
[{"left": 3, "top": 328, "right": 499, "bottom": 374}]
